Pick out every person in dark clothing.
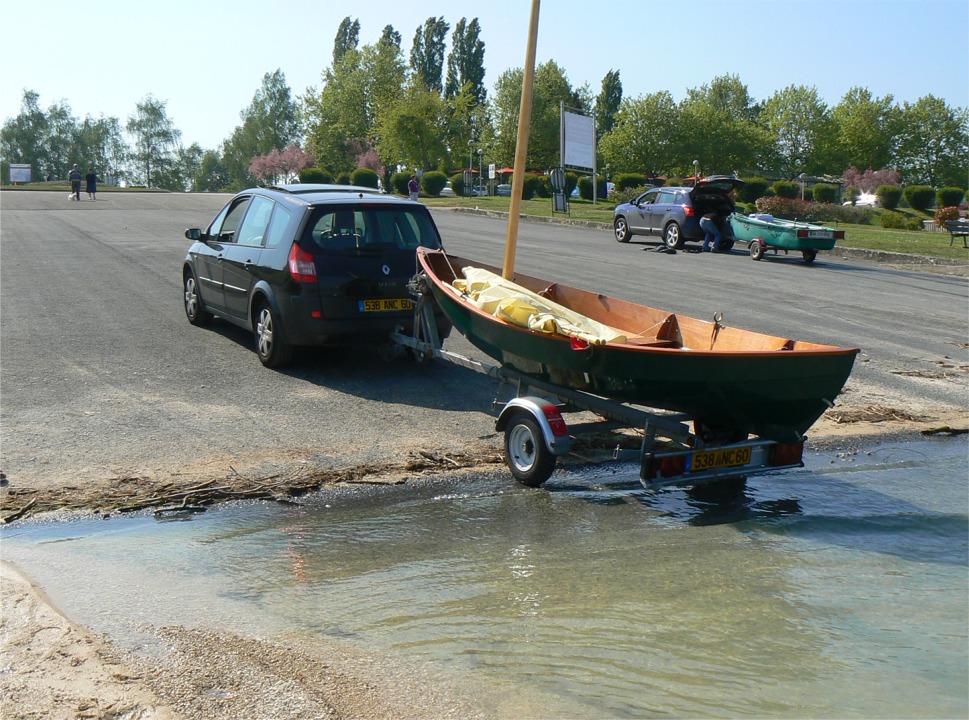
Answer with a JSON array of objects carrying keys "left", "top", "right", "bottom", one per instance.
[
  {"left": 699, "top": 212, "right": 721, "bottom": 252},
  {"left": 85, "top": 168, "right": 97, "bottom": 200},
  {"left": 68, "top": 164, "right": 82, "bottom": 201}
]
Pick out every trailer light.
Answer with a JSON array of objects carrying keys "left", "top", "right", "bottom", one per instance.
[
  {"left": 834, "top": 231, "right": 845, "bottom": 239},
  {"left": 796, "top": 229, "right": 808, "bottom": 238},
  {"left": 541, "top": 405, "right": 568, "bottom": 437},
  {"left": 769, "top": 441, "right": 804, "bottom": 466}
]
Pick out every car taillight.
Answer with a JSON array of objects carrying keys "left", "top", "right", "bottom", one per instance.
[
  {"left": 683, "top": 206, "right": 694, "bottom": 216},
  {"left": 288, "top": 244, "right": 317, "bottom": 282}
]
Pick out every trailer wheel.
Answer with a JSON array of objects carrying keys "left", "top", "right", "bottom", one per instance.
[
  {"left": 749, "top": 240, "right": 765, "bottom": 261},
  {"left": 686, "top": 476, "right": 747, "bottom": 501},
  {"left": 504, "top": 416, "right": 556, "bottom": 487},
  {"left": 801, "top": 249, "right": 817, "bottom": 264}
]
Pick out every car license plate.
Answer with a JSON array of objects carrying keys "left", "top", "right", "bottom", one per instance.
[
  {"left": 359, "top": 298, "right": 413, "bottom": 312},
  {"left": 687, "top": 445, "right": 753, "bottom": 473},
  {"left": 807, "top": 230, "right": 832, "bottom": 238}
]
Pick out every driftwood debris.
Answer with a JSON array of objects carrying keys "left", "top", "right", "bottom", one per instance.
[{"left": 0, "top": 448, "right": 504, "bottom": 525}]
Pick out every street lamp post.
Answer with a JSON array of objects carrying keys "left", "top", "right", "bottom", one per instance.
[
  {"left": 468, "top": 138, "right": 475, "bottom": 197},
  {"left": 477, "top": 148, "right": 484, "bottom": 195}
]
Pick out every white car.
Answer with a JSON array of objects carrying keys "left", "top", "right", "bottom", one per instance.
[
  {"left": 440, "top": 182, "right": 456, "bottom": 197},
  {"left": 844, "top": 192, "right": 878, "bottom": 207}
]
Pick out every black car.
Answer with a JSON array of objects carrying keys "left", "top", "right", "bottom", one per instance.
[
  {"left": 613, "top": 176, "right": 744, "bottom": 250},
  {"left": 182, "top": 184, "right": 451, "bottom": 367}
]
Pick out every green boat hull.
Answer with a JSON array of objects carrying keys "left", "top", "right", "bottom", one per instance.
[
  {"left": 730, "top": 213, "right": 839, "bottom": 251},
  {"left": 418, "top": 249, "right": 858, "bottom": 442}
]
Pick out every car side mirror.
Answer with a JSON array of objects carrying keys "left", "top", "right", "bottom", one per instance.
[{"left": 185, "top": 228, "right": 202, "bottom": 241}]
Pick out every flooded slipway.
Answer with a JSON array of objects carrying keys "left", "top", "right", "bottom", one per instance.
[{"left": 4, "top": 438, "right": 968, "bottom": 719}]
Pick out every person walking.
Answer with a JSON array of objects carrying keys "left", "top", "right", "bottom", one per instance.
[
  {"left": 699, "top": 212, "right": 721, "bottom": 252},
  {"left": 408, "top": 174, "right": 419, "bottom": 202},
  {"left": 85, "top": 168, "right": 98, "bottom": 200},
  {"left": 68, "top": 164, "right": 82, "bottom": 201}
]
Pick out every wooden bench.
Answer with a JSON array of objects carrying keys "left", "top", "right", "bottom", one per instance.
[{"left": 946, "top": 219, "right": 969, "bottom": 248}]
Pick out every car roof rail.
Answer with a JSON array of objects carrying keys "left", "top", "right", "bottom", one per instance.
[{"left": 264, "top": 183, "right": 383, "bottom": 196}]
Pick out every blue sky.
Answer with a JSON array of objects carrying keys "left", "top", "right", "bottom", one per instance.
[{"left": 2, "top": 0, "right": 966, "bottom": 151}]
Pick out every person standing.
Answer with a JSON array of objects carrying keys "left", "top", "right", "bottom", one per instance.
[
  {"left": 699, "top": 212, "right": 721, "bottom": 252},
  {"left": 68, "top": 164, "right": 82, "bottom": 201},
  {"left": 408, "top": 174, "right": 419, "bottom": 202},
  {"left": 85, "top": 168, "right": 98, "bottom": 200}
]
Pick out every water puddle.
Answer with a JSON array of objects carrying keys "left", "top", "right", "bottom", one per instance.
[{"left": 3, "top": 438, "right": 967, "bottom": 718}]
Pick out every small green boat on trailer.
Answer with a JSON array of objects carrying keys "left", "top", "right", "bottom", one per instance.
[
  {"left": 415, "top": 248, "right": 858, "bottom": 445},
  {"left": 729, "top": 213, "right": 845, "bottom": 264}
]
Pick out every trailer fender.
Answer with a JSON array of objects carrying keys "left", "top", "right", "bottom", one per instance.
[{"left": 495, "top": 397, "right": 572, "bottom": 456}]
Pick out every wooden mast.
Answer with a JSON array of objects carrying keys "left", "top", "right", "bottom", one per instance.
[{"left": 501, "top": 0, "right": 541, "bottom": 279}]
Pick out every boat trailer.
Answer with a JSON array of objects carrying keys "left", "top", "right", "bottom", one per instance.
[{"left": 391, "top": 274, "right": 805, "bottom": 491}]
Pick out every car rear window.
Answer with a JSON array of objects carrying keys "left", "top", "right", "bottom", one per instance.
[{"left": 302, "top": 205, "right": 443, "bottom": 254}]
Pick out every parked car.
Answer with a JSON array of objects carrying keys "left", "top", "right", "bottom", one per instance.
[
  {"left": 440, "top": 181, "right": 455, "bottom": 197},
  {"left": 612, "top": 176, "right": 744, "bottom": 249},
  {"left": 496, "top": 183, "right": 512, "bottom": 197},
  {"left": 182, "top": 184, "right": 451, "bottom": 368}
]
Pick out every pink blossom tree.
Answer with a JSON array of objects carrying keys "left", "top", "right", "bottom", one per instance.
[{"left": 249, "top": 144, "right": 316, "bottom": 184}]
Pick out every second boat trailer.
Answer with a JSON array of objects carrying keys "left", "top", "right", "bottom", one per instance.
[{"left": 391, "top": 274, "right": 806, "bottom": 491}]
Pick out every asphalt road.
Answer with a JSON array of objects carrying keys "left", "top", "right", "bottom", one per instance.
[{"left": 2, "top": 191, "right": 966, "bottom": 487}]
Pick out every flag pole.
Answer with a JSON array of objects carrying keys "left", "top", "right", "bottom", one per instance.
[{"left": 502, "top": 0, "right": 540, "bottom": 279}]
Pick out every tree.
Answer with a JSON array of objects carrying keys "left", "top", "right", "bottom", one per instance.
[
  {"left": 445, "top": 18, "right": 486, "bottom": 105},
  {"left": 595, "top": 69, "right": 622, "bottom": 142},
  {"left": 374, "top": 80, "right": 449, "bottom": 171},
  {"left": 760, "top": 85, "right": 832, "bottom": 178},
  {"left": 332, "top": 16, "right": 360, "bottom": 67},
  {"left": 599, "top": 92, "right": 680, "bottom": 178},
  {"left": 302, "top": 48, "right": 371, "bottom": 175},
  {"left": 126, "top": 95, "right": 180, "bottom": 188},
  {"left": 895, "top": 95, "right": 968, "bottom": 187},
  {"left": 677, "top": 74, "right": 767, "bottom": 176},
  {"left": 249, "top": 144, "right": 315, "bottom": 184},
  {"left": 222, "top": 70, "right": 301, "bottom": 189},
  {"left": 830, "top": 87, "right": 899, "bottom": 174},
  {"left": 193, "top": 149, "right": 229, "bottom": 191},
  {"left": 0, "top": 90, "right": 50, "bottom": 177},
  {"left": 488, "top": 61, "right": 584, "bottom": 170},
  {"left": 77, "top": 115, "right": 127, "bottom": 184},
  {"left": 410, "top": 17, "right": 449, "bottom": 93}
]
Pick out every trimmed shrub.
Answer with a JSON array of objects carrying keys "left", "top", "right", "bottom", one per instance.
[
  {"left": 905, "top": 217, "right": 925, "bottom": 231},
  {"left": 771, "top": 180, "right": 799, "bottom": 199},
  {"left": 902, "top": 185, "right": 935, "bottom": 212},
  {"left": 934, "top": 206, "right": 961, "bottom": 227},
  {"left": 335, "top": 172, "right": 351, "bottom": 185},
  {"left": 565, "top": 172, "right": 579, "bottom": 197},
  {"left": 614, "top": 172, "right": 648, "bottom": 190},
  {"left": 535, "top": 178, "right": 552, "bottom": 198},
  {"left": 421, "top": 170, "right": 448, "bottom": 196},
  {"left": 844, "top": 185, "right": 860, "bottom": 204},
  {"left": 738, "top": 177, "right": 770, "bottom": 203},
  {"left": 812, "top": 183, "right": 839, "bottom": 204},
  {"left": 937, "top": 187, "right": 965, "bottom": 208},
  {"left": 300, "top": 167, "right": 332, "bottom": 184},
  {"left": 880, "top": 211, "right": 907, "bottom": 229},
  {"left": 521, "top": 174, "right": 541, "bottom": 200},
  {"left": 390, "top": 171, "right": 411, "bottom": 195},
  {"left": 577, "top": 176, "right": 593, "bottom": 200},
  {"left": 350, "top": 167, "right": 379, "bottom": 189},
  {"left": 613, "top": 185, "right": 651, "bottom": 205},
  {"left": 449, "top": 172, "right": 465, "bottom": 196},
  {"left": 876, "top": 184, "right": 902, "bottom": 210}
]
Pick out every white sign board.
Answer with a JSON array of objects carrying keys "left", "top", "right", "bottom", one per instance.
[
  {"left": 563, "top": 111, "right": 595, "bottom": 170},
  {"left": 489, "top": 163, "right": 495, "bottom": 180},
  {"left": 9, "top": 164, "right": 31, "bottom": 183}
]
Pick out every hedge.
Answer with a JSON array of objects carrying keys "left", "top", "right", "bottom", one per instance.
[
  {"left": 902, "top": 185, "right": 935, "bottom": 212},
  {"left": 421, "top": 170, "right": 448, "bottom": 196},
  {"left": 350, "top": 168, "right": 379, "bottom": 189},
  {"left": 876, "top": 184, "right": 902, "bottom": 210},
  {"left": 936, "top": 187, "right": 965, "bottom": 208},
  {"left": 300, "top": 167, "right": 333, "bottom": 183}
]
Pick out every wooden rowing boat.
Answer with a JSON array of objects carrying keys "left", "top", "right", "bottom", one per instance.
[{"left": 417, "top": 247, "right": 858, "bottom": 442}]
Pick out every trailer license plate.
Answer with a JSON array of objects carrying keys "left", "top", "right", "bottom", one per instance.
[
  {"left": 808, "top": 230, "right": 832, "bottom": 238},
  {"left": 359, "top": 298, "right": 413, "bottom": 312},
  {"left": 688, "top": 446, "right": 753, "bottom": 472}
]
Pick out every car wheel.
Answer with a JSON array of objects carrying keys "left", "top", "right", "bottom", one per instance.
[
  {"left": 717, "top": 238, "right": 735, "bottom": 252},
  {"left": 254, "top": 301, "right": 294, "bottom": 368},
  {"left": 614, "top": 216, "right": 630, "bottom": 243},
  {"left": 183, "top": 270, "right": 212, "bottom": 326},
  {"left": 663, "top": 222, "right": 684, "bottom": 250},
  {"left": 749, "top": 240, "right": 765, "bottom": 261}
]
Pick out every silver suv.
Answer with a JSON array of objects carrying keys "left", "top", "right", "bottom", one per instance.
[{"left": 613, "top": 176, "right": 744, "bottom": 250}]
